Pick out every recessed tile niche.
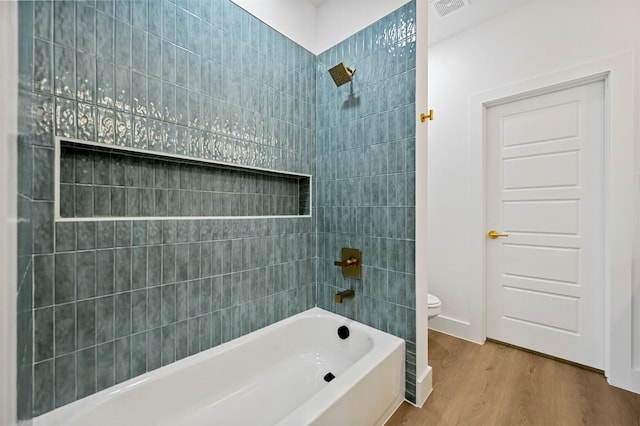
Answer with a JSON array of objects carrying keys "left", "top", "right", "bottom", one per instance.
[{"left": 56, "top": 139, "right": 312, "bottom": 220}]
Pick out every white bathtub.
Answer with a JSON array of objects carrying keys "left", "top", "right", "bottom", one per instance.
[{"left": 34, "top": 307, "right": 405, "bottom": 426}]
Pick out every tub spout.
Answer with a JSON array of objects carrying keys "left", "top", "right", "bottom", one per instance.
[{"left": 335, "top": 289, "right": 355, "bottom": 303}]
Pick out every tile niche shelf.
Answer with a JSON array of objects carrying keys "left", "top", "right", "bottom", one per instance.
[{"left": 54, "top": 138, "right": 312, "bottom": 222}]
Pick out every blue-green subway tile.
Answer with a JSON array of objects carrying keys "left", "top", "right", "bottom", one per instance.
[
  {"left": 175, "top": 243, "right": 189, "bottom": 282},
  {"left": 114, "top": 336, "right": 131, "bottom": 384},
  {"left": 76, "top": 2, "right": 96, "bottom": 55},
  {"left": 147, "top": 245, "right": 162, "bottom": 285},
  {"left": 146, "top": 328, "right": 161, "bottom": 372},
  {"left": 18, "top": 139, "right": 34, "bottom": 199},
  {"left": 148, "top": 78, "right": 162, "bottom": 121},
  {"left": 210, "top": 276, "right": 222, "bottom": 311},
  {"left": 175, "top": 7, "right": 188, "bottom": 49},
  {"left": 55, "top": 221, "right": 76, "bottom": 253},
  {"left": 76, "top": 52, "right": 96, "bottom": 103},
  {"left": 54, "top": 1, "right": 75, "bottom": 48},
  {"left": 95, "top": 295, "right": 114, "bottom": 344},
  {"left": 75, "top": 186, "right": 94, "bottom": 217},
  {"left": 147, "top": 221, "right": 162, "bottom": 244},
  {"left": 176, "top": 281, "right": 188, "bottom": 322},
  {"left": 114, "top": 292, "right": 132, "bottom": 338},
  {"left": 54, "top": 45, "right": 76, "bottom": 100},
  {"left": 76, "top": 347, "right": 97, "bottom": 399},
  {"left": 54, "top": 353, "right": 76, "bottom": 408},
  {"left": 96, "top": 59, "right": 115, "bottom": 108},
  {"left": 175, "top": 320, "right": 188, "bottom": 361},
  {"left": 161, "top": 42, "right": 176, "bottom": 86},
  {"left": 33, "top": 201, "right": 54, "bottom": 254},
  {"left": 200, "top": 278, "right": 212, "bottom": 314},
  {"left": 131, "top": 246, "right": 147, "bottom": 289},
  {"left": 162, "top": 220, "right": 176, "bottom": 243},
  {"left": 188, "top": 317, "right": 199, "bottom": 356},
  {"left": 34, "top": 307, "right": 54, "bottom": 362},
  {"left": 131, "top": 221, "right": 146, "bottom": 245},
  {"left": 188, "top": 280, "right": 200, "bottom": 318},
  {"left": 115, "top": 248, "right": 132, "bottom": 292},
  {"left": 54, "top": 253, "right": 75, "bottom": 304},
  {"left": 76, "top": 250, "right": 96, "bottom": 299},
  {"left": 199, "top": 313, "right": 212, "bottom": 350},
  {"left": 115, "top": 220, "right": 132, "bottom": 247},
  {"left": 115, "top": 111, "right": 133, "bottom": 146},
  {"left": 110, "top": 155, "right": 126, "bottom": 186},
  {"left": 132, "top": 0, "right": 147, "bottom": 30},
  {"left": 141, "top": 189, "right": 155, "bottom": 216},
  {"left": 131, "top": 332, "right": 147, "bottom": 377},
  {"left": 96, "top": 1, "right": 114, "bottom": 15},
  {"left": 148, "top": 0, "right": 161, "bottom": 36},
  {"left": 161, "top": 324, "right": 175, "bottom": 366},
  {"left": 132, "top": 71, "right": 148, "bottom": 116},
  {"left": 54, "top": 303, "right": 75, "bottom": 356},
  {"left": 211, "top": 309, "right": 222, "bottom": 347},
  {"left": 131, "top": 289, "right": 147, "bottom": 333},
  {"left": 115, "top": 0, "right": 131, "bottom": 23},
  {"left": 34, "top": 0, "right": 53, "bottom": 41},
  {"left": 147, "top": 286, "right": 161, "bottom": 329},
  {"left": 132, "top": 28, "right": 147, "bottom": 74},
  {"left": 140, "top": 160, "right": 154, "bottom": 188},
  {"left": 96, "top": 341, "right": 115, "bottom": 392},
  {"left": 32, "top": 361, "right": 54, "bottom": 418},
  {"left": 97, "top": 221, "right": 115, "bottom": 248},
  {"left": 161, "top": 284, "right": 176, "bottom": 326},
  {"left": 114, "top": 19, "right": 131, "bottom": 68},
  {"left": 94, "top": 186, "right": 111, "bottom": 216},
  {"left": 110, "top": 187, "right": 126, "bottom": 216},
  {"left": 114, "top": 66, "right": 131, "bottom": 113},
  {"left": 33, "top": 146, "right": 54, "bottom": 200},
  {"left": 162, "top": 1, "right": 176, "bottom": 44},
  {"left": 34, "top": 255, "right": 53, "bottom": 308},
  {"left": 77, "top": 221, "right": 97, "bottom": 250},
  {"left": 77, "top": 103, "right": 97, "bottom": 141},
  {"left": 76, "top": 299, "right": 96, "bottom": 349},
  {"left": 154, "top": 189, "right": 168, "bottom": 216},
  {"left": 96, "top": 249, "right": 114, "bottom": 296},
  {"left": 97, "top": 106, "right": 116, "bottom": 145},
  {"left": 134, "top": 116, "right": 149, "bottom": 149},
  {"left": 188, "top": 243, "right": 201, "bottom": 279}
]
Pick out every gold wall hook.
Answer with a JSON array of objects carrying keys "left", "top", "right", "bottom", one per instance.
[{"left": 420, "top": 109, "right": 434, "bottom": 122}]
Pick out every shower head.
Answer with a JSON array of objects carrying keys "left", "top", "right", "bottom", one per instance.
[{"left": 328, "top": 63, "right": 355, "bottom": 87}]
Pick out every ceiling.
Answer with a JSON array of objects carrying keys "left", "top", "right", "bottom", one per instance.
[
  {"left": 300, "top": 0, "right": 530, "bottom": 46},
  {"left": 428, "top": 0, "right": 529, "bottom": 45},
  {"left": 232, "top": 0, "right": 530, "bottom": 53}
]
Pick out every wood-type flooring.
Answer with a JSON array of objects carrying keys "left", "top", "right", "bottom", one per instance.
[{"left": 386, "top": 330, "right": 640, "bottom": 426}]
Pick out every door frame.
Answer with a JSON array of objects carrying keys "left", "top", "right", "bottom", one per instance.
[{"left": 468, "top": 53, "right": 637, "bottom": 391}]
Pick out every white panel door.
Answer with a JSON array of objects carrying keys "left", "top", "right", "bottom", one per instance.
[{"left": 486, "top": 81, "right": 605, "bottom": 369}]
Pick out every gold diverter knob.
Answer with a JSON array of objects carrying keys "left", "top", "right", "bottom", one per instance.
[{"left": 487, "top": 230, "right": 509, "bottom": 239}]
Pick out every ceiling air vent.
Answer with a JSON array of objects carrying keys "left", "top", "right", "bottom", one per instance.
[{"left": 433, "top": 0, "right": 468, "bottom": 18}]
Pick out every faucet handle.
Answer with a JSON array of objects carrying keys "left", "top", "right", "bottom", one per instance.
[{"left": 334, "top": 258, "right": 358, "bottom": 267}]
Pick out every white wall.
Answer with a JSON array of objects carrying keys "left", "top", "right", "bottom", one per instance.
[
  {"left": 0, "top": 1, "right": 19, "bottom": 424},
  {"left": 231, "top": 0, "right": 410, "bottom": 54},
  {"left": 427, "top": 0, "right": 640, "bottom": 392}
]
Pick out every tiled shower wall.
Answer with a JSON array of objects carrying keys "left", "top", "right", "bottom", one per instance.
[
  {"left": 315, "top": 2, "right": 418, "bottom": 403},
  {"left": 17, "top": 0, "right": 316, "bottom": 418}
]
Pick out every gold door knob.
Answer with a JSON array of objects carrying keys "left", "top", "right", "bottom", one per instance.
[{"left": 487, "top": 230, "right": 509, "bottom": 239}]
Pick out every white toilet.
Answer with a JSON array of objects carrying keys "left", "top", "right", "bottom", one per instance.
[{"left": 427, "top": 293, "right": 442, "bottom": 319}]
